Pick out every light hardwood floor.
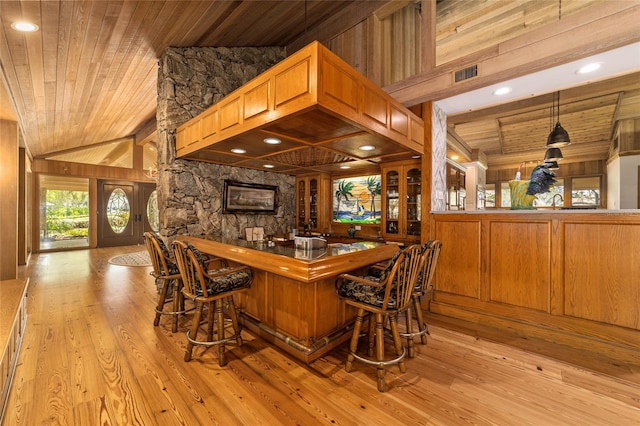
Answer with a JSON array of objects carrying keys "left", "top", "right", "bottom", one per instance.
[{"left": 4, "top": 246, "right": 639, "bottom": 425}]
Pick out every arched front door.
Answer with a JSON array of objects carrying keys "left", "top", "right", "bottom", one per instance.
[{"left": 97, "top": 180, "right": 158, "bottom": 247}]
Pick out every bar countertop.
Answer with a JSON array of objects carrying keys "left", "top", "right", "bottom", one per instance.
[{"left": 179, "top": 235, "right": 399, "bottom": 283}]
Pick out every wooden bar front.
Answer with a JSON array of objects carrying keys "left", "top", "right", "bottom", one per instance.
[
  {"left": 429, "top": 210, "right": 640, "bottom": 360},
  {"left": 180, "top": 236, "right": 399, "bottom": 363}
]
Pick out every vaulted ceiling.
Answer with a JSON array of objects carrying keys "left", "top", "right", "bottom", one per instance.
[
  {"left": 0, "top": 0, "right": 382, "bottom": 160},
  {"left": 1, "top": 0, "right": 637, "bottom": 172}
]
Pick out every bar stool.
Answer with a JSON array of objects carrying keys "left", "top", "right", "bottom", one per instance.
[
  {"left": 144, "top": 232, "right": 186, "bottom": 332},
  {"left": 335, "top": 244, "right": 424, "bottom": 392},
  {"left": 400, "top": 240, "right": 442, "bottom": 357},
  {"left": 172, "top": 240, "right": 253, "bottom": 366}
]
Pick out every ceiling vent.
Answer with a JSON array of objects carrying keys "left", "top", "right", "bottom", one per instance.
[{"left": 454, "top": 65, "right": 478, "bottom": 83}]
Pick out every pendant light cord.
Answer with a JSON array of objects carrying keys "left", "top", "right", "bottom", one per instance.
[{"left": 558, "top": 0, "right": 562, "bottom": 20}]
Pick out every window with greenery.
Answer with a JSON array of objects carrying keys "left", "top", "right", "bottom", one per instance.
[
  {"left": 500, "top": 182, "right": 511, "bottom": 208},
  {"left": 39, "top": 175, "right": 90, "bottom": 249},
  {"left": 572, "top": 176, "right": 601, "bottom": 206},
  {"left": 533, "top": 179, "right": 564, "bottom": 207},
  {"left": 485, "top": 184, "right": 496, "bottom": 208}
]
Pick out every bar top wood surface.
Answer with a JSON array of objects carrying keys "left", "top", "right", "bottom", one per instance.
[{"left": 179, "top": 236, "right": 400, "bottom": 282}]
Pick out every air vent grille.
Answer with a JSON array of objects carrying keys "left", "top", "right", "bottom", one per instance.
[{"left": 454, "top": 65, "right": 478, "bottom": 83}]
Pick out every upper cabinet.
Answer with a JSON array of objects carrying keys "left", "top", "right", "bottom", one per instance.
[
  {"left": 382, "top": 161, "right": 421, "bottom": 242},
  {"left": 175, "top": 41, "right": 424, "bottom": 177}
]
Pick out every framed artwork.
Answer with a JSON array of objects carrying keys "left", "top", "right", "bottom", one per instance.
[{"left": 222, "top": 180, "right": 277, "bottom": 214}]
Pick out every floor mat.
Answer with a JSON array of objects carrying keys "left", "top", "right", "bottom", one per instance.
[{"left": 108, "top": 251, "right": 152, "bottom": 267}]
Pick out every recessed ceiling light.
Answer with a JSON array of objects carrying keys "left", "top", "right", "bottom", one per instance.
[
  {"left": 263, "top": 164, "right": 275, "bottom": 168},
  {"left": 231, "top": 148, "right": 246, "bottom": 154},
  {"left": 451, "top": 155, "right": 459, "bottom": 160},
  {"left": 359, "top": 145, "right": 375, "bottom": 151},
  {"left": 340, "top": 165, "right": 351, "bottom": 169},
  {"left": 576, "top": 62, "right": 601, "bottom": 74},
  {"left": 264, "top": 137, "right": 281, "bottom": 145},
  {"left": 11, "top": 22, "right": 39, "bottom": 32},
  {"left": 411, "top": 155, "right": 420, "bottom": 159},
  {"left": 493, "top": 86, "right": 512, "bottom": 96}
]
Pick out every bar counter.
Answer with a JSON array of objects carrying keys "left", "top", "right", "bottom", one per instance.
[
  {"left": 429, "top": 210, "right": 640, "bottom": 355},
  {"left": 179, "top": 236, "right": 400, "bottom": 363}
]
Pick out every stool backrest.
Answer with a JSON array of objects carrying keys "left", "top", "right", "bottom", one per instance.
[
  {"left": 384, "top": 244, "right": 424, "bottom": 312},
  {"left": 144, "top": 232, "right": 174, "bottom": 278},
  {"left": 172, "top": 240, "right": 208, "bottom": 299},
  {"left": 418, "top": 240, "right": 442, "bottom": 293}
]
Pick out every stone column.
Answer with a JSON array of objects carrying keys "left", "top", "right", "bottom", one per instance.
[{"left": 156, "top": 46, "right": 294, "bottom": 240}]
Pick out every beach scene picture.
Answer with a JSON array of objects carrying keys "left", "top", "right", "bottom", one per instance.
[{"left": 332, "top": 175, "right": 381, "bottom": 224}]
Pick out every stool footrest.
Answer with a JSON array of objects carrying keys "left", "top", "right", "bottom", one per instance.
[{"left": 349, "top": 346, "right": 406, "bottom": 368}]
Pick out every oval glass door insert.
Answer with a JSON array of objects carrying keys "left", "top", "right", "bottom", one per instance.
[{"left": 107, "top": 188, "right": 130, "bottom": 234}]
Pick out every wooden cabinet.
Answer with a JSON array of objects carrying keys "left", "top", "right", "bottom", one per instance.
[
  {"left": 382, "top": 162, "right": 421, "bottom": 242},
  {"left": 296, "top": 174, "right": 330, "bottom": 233},
  {"left": 447, "top": 162, "right": 466, "bottom": 210},
  {"left": 0, "top": 278, "right": 29, "bottom": 416}
]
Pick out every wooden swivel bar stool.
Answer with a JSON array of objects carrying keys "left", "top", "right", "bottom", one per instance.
[
  {"left": 172, "top": 240, "right": 253, "bottom": 366},
  {"left": 400, "top": 240, "right": 442, "bottom": 358},
  {"left": 336, "top": 244, "right": 424, "bottom": 392},
  {"left": 144, "top": 232, "right": 187, "bottom": 332}
]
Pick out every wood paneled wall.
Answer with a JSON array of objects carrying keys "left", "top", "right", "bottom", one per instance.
[
  {"left": 430, "top": 211, "right": 640, "bottom": 352},
  {"left": 0, "top": 120, "right": 18, "bottom": 280}
]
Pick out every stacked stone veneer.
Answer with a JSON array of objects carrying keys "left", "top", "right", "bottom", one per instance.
[{"left": 156, "top": 46, "right": 293, "bottom": 240}]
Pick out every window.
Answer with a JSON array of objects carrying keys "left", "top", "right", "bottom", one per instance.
[
  {"left": 500, "top": 179, "right": 565, "bottom": 208},
  {"left": 533, "top": 179, "right": 564, "bottom": 207},
  {"left": 485, "top": 184, "right": 496, "bottom": 208},
  {"left": 500, "top": 182, "right": 511, "bottom": 208},
  {"left": 572, "top": 176, "right": 601, "bottom": 207},
  {"left": 39, "top": 175, "right": 90, "bottom": 250}
]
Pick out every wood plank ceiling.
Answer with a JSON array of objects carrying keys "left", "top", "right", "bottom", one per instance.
[
  {"left": 448, "top": 72, "right": 640, "bottom": 168},
  {"left": 0, "top": 0, "right": 375, "bottom": 159},
  {"left": 0, "top": 0, "right": 636, "bottom": 172}
]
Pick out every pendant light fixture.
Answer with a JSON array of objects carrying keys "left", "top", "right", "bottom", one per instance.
[
  {"left": 546, "top": 91, "right": 571, "bottom": 147},
  {"left": 543, "top": 160, "right": 559, "bottom": 170},
  {"left": 544, "top": 147, "right": 564, "bottom": 162}
]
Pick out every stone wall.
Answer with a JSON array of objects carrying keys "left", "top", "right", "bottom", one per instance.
[{"left": 156, "top": 46, "right": 293, "bottom": 240}]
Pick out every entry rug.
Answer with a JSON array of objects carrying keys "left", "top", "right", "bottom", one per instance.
[{"left": 108, "top": 251, "right": 152, "bottom": 267}]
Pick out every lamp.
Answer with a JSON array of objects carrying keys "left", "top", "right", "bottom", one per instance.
[
  {"left": 546, "top": 91, "right": 571, "bottom": 147},
  {"left": 543, "top": 161, "right": 559, "bottom": 170},
  {"left": 544, "top": 147, "right": 563, "bottom": 162}
]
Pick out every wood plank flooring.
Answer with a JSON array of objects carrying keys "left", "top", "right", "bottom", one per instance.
[{"left": 3, "top": 245, "right": 640, "bottom": 425}]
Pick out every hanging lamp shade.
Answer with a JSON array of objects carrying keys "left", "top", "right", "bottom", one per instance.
[
  {"left": 543, "top": 160, "right": 559, "bottom": 170},
  {"left": 546, "top": 91, "right": 571, "bottom": 147},
  {"left": 546, "top": 121, "right": 571, "bottom": 147},
  {"left": 544, "top": 147, "right": 563, "bottom": 161}
]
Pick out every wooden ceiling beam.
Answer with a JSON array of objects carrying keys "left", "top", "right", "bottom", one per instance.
[{"left": 386, "top": 2, "right": 640, "bottom": 106}]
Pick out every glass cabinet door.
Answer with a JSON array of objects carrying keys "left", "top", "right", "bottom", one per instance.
[
  {"left": 298, "top": 180, "right": 306, "bottom": 228},
  {"left": 385, "top": 170, "right": 399, "bottom": 235},
  {"left": 309, "top": 178, "right": 318, "bottom": 230},
  {"left": 405, "top": 168, "right": 421, "bottom": 237}
]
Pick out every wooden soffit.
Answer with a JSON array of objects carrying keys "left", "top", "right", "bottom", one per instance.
[{"left": 176, "top": 41, "right": 424, "bottom": 175}]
